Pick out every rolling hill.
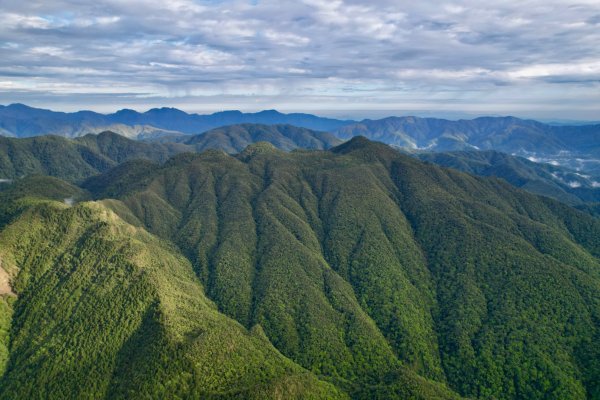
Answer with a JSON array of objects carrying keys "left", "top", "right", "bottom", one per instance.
[{"left": 3, "top": 103, "right": 599, "bottom": 177}]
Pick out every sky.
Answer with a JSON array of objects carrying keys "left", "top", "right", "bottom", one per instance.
[{"left": 0, "top": 0, "right": 599, "bottom": 120}]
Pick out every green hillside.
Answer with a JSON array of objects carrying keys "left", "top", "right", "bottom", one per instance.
[
  {"left": 181, "top": 123, "right": 342, "bottom": 153},
  {"left": 0, "top": 196, "right": 346, "bottom": 399},
  {"left": 0, "top": 126, "right": 341, "bottom": 183},
  {"left": 0, "top": 137, "right": 599, "bottom": 399},
  {"left": 417, "top": 150, "right": 600, "bottom": 205},
  {"left": 0, "top": 132, "right": 186, "bottom": 182}
]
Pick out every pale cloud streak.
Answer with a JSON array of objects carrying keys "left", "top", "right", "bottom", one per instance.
[{"left": 0, "top": 0, "right": 599, "bottom": 119}]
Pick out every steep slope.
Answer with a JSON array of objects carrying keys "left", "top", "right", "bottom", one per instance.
[
  {"left": 417, "top": 150, "right": 600, "bottom": 205},
  {"left": 81, "top": 137, "right": 600, "bottom": 399},
  {"left": 0, "top": 196, "right": 346, "bottom": 399},
  {"left": 182, "top": 123, "right": 342, "bottom": 153}
]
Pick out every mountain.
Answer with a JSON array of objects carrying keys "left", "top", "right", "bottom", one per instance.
[
  {"left": 2, "top": 137, "right": 594, "bottom": 399},
  {"left": 0, "top": 104, "right": 353, "bottom": 138},
  {"left": 0, "top": 187, "right": 346, "bottom": 399},
  {"left": 417, "top": 150, "right": 600, "bottom": 205},
  {"left": 0, "top": 131, "right": 187, "bottom": 182},
  {"left": 0, "top": 126, "right": 341, "bottom": 182},
  {"left": 0, "top": 103, "right": 182, "bottom": 140},
  {"left": 115, "top": 108, "right": 354, "bottom": 134},
  {"left": 181, "top": 123, "right": 342, "bottom": 153},
  {"left": 334, "top": 116, "right": 600, "bottom": 174}
]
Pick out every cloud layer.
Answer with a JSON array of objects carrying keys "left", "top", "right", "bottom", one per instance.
[{"left": 1, "top": 0, "right": 599, "bottom": 118}]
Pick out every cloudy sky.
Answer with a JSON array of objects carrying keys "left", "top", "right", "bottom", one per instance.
[{"left": 1, "top": 0, "right": 599, "bottom": 120}]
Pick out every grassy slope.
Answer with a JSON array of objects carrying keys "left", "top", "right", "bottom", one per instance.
[
  {"left": 80, "top": 138, "right": 600, "bottom": 399},
  {"left": 0, "top": 198, "right": 345, "bottom": 399}
]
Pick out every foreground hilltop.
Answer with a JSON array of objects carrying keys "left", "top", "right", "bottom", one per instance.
[{"left": 0, "top": 137, "right": 598, "bottom": 399}]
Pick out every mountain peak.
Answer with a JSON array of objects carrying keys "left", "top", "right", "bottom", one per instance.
[
  {"left": 7, "top": 103, "right": 34, "bottom": 110},
  {"left": 330, "top": 136, "right": 401, "bottom": 164},
  {"left": 144, "top": 107, "right": 188, "bottom": 116},
  {"left": 256, "top": 109, "right": 282, "bottom": 116},
  {"left": 331, "top": 136, "right": 376, "bottom": 153},
  {"left": 114, "top": 108, "right": 139, "bottom": 115}
]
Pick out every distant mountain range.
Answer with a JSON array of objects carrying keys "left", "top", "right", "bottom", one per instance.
[
  {"left": 0, "top": 103, "right": 352, "bottom": 138},
  {"left": 334, "top": 116, "right": 599, "bottom": 152},
  {"left": 1, "top": 103, "right": 599, "bottom": 174}
]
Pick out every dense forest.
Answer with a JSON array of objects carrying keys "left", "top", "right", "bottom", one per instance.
[
  {"left": 0, "top": 137, "right": 598, "bottom": 399},
  {"left": 0, "top": 126, "right": 340, "bottom": 182}
]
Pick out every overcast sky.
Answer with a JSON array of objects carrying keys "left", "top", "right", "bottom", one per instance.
[{"left": 0, "top": 0, "right": 599, "bottom": 120}]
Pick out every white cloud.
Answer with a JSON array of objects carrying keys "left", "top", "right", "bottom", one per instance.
[{"left": 0, "top": 0, "right": 599, "bottom": 116}]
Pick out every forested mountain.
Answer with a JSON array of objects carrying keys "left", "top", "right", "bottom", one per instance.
[
  {"left": 335, "top": 116, "right": 600, "bottom": 174},
  {"left": 0, "top": 104, "right": 352, "bottom": 138},
  {"left": 1, "top": 137, "right": 598, "bottom": 399},
  {"left": 417, "top": 150, "right": 600, "bottom": 205},
  {"left": 3, "top": 103, "right": 599, "bottom": 176},
  {"left": 0, "top": 131, "right": 187, "bottom": 182},
  {"left": 180, "top": 123, "right": 342, "bottom": 153},
  {"left": 0, "top": 126, "right": 339, "bottom": 182}
]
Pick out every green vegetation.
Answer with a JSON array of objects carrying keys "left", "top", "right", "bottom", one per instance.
[
  {"left": 182, "top": 123, "right": 342, "bottom": 153},
  {"left": 0, "top": 125, "right": 341, "bottom": 183},
  {"left": 0, "top": 132, "right": 184, "bottom": 182},
  {"left": 0, "top": 137, "right": 599, "bottom": 399},
  {"left": 417, "top": 150, "right": 600, "bottom": 205},
  {"left": 0, "top": 296, "right": 14, "bottom": 376},
  {"left": 0, "top": 200, "right": 344, "bottom": 399}
]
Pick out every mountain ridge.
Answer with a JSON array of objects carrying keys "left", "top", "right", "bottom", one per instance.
[
  {"left": 0, "top": 104, "right": 354, "bottom": 138},
  {"left": 334, "top": 116, "right": 600, "bottom": 174},
  {"left": 2, "top": 103, "right": 599, "bottom": 175},
  {"left": 0, "top": 137, "right": 599, "bottom": 398},
  {"left": 416, "top": 149, "right": 600, "bottom": 205},
  {"left": 80, "top": 137, "right": 600, "bottom": 399},
  {"left": 0, "top": 125, "right": 340, "bottom": 182}
]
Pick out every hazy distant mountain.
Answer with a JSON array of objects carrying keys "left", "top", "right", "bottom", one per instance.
[
  {"left": 0, "top": 104, "right": 353, "bottom": 138},
  {"left": 335, "top": 116, "right": 600, "bottom": 174},
  {"left": 417, "top": 150, "right": 600, "bottom": 205},
  {"left": 0, "top": 103, "right": 183, "bottom": 139},
  {"left": 181, "top": 123, "right": 342, "bottom": 153}
]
